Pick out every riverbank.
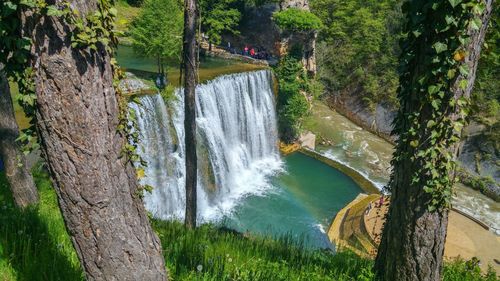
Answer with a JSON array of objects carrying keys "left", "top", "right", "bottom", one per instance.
[
  {"left": 200, "top": 42, "right": 274, "bottom": 67},
  {"left": 323, "top": 94, "right": 500, "bottom": 202},
  {"left": 328, "top": 195, "right": 500, "bottom": 272},
  {"left": 303, "top": 100, "right": 500, "bottom": 234}
]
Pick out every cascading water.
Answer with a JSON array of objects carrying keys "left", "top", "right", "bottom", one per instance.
[{"left": 130, "top": 70, "right": 283, "bottom": 222}]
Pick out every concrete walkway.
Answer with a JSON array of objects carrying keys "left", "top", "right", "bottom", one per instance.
[{"left": 330, "top": 195, "right": 500, "bottom": 272}]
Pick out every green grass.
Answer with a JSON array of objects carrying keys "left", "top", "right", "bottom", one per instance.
[
  {"left": 0, "top": 164, "right": 83, "bottom": 281},
  {"left": 115, "top": 0, "right": 142, "bottom": 44},
  {"left": 0, "top": 167, "right": 498, "bottom": 280}
]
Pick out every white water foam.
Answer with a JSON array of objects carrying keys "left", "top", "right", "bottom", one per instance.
[{"left": 130, "top": 70, "right": 283, "bottom": 222}]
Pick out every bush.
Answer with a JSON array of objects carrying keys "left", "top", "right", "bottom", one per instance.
[
  {"left": 311, "top": 0, "right": 402, "bottom": 110},
  {"left": 273, "top": 8, "right": 323, "bottom": 32},
  {"left": 274, "top": 55, "right": 311, "bottom": 142}
]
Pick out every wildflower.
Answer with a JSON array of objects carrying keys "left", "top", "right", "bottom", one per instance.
[
  {"left": 228, "top": 258, "right": 233, "bottom": 263},
  {"left": 197, "top": 264, "right": 203, "bottom": 272}
]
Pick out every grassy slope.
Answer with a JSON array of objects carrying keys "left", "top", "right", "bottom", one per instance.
[
  {"left": 115, "top": 0, "right": 141, "bottom": 44},
  {"left": 1, "top": 168, "right": 498, "bottom": 280}
]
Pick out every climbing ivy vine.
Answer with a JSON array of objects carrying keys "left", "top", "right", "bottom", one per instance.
[
  {"left": 0, "top": 0, "right": 148, "bottom": 192},
  {"left": 391, "top": 0, "right": 486, "bottom": 210},
  {"left": 1, "top": 0, "right": 120, "bottom": 153}
]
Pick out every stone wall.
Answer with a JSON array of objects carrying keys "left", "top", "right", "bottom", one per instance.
[
  {"left": 324, "top": 91, "right": 499, "bottom": 201},
  {"left": 223, "top": 0, "right": 317, "bottom": 74}
]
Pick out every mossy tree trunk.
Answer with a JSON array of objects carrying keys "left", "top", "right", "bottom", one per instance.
[
  {"left": 0, "top": 64, "right": 39, "bottom": 208},
  {"left": 21, "top": 1, "right": 167, "bottom": 280},
  {"left": 183, "top": 0, "right": 199, "bottom": 229},
  {"left": 374, "top": 1, "right": 494, "bottom": 280}
]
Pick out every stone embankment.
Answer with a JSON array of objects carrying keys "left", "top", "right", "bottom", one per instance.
[
  {"left": 324, "top": 93, "right": 499, "bottom": 201},
  {"left": 329, "top": 195, "right": 500, "bottom": 272},
  {"left": 200, "top": 42, "right": 272, "bottom": 67}
]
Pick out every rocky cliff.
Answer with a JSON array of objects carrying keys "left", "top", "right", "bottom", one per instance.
[{"left": 224, "top": 0, "right": 317, "bottom": 74}]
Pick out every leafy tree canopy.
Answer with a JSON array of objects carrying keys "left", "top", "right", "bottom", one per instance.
[
  {"left": 275, "top": 54, "right": 311, "bottom": 142},
  {"left": 129, "top": 0, "right": 183, "bottom": 66},
  {"left": 272, "top": 8, "right": 323, "bottom": 32},
  {"left": 311, "top": 0, "right": 402, "bottom": 110},
  {"left": 201, "top": 0, "right": 241, "bottom": 45}
]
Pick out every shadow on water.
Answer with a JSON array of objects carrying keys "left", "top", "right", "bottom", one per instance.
[{"left": 0, "top": 168, "right": 83, "bottom": 281}]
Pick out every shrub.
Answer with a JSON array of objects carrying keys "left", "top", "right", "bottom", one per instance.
[
  {"left": 274, "top": 55, "right": 311, "bottom": 142},
  {"left": 273, "top": 8, "right": 322, "bottom": 32}
]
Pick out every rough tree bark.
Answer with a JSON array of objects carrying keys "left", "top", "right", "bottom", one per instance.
[
  {"left": 183, "top": 0, "right": 199, "bottom": 229},
  {"left": 0, "top": 64, "right": 39, "bottom": 208},
  {"left": 374, "top": 1, "right": 494, "bottom": 281},
  {"left": 21, "top": 1, "right": 167, "bottom": 280}
]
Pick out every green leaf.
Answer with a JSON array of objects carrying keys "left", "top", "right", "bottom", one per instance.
[
  {"left": 410, "top": 140, "right": 419, "bottom": 148},
  {"left": 453, "top": 122, "right": 464, "bottom": 132},
  {"left": 445, "top": 15, "right": 456, "bottom": 25},
  {"left": 447, "top": 69, "right": 457, "bottom": 79},
  {"left": 109, "top": 7, "right": 117, "bottom": 17},
  {"left": 46, "top": 5, "right": 63, "bottom": 17},
  {"left": 457, "top": 97, "right": 467, "bottom": 106},
  {"left": 470, "top": 18, "right": 482, "bottom": 30},
  {"left": 431, "top": 99, "right": 441, "bottom": 110},
  {"left": 19, "top": 0, "right": 37, "bottom": 8},
  {"left": 459, "top": 79, "right": 468, "bottom": 90},
  {"left": 448, "top": 0, "right": 462, "bottom": 8},
  {"left": 428, "top": 85, "right": 440, "bottom": 94},
  {"left": 459, "top": 65, "right": 469, "bottom": 76},
  {"left": 433, "top": 42, "right": 448, "bottom": 54}
]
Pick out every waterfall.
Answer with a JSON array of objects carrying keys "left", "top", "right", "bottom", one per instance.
[{"left": 130, "top": 70, "right": 283, "bottom": 221}]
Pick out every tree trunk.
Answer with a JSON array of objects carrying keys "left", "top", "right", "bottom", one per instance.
[
  {"left": 374, "top": 1, "right": 493, "bottom": 281},
  {"left": 21, "top": 2, "right": 167, "bottom": 280},
  {"left": 0, "top": 65, "right": 39, "bottom": 208},
  {"left": 182, "top": 0, "right": 199, "bottom": 229}
]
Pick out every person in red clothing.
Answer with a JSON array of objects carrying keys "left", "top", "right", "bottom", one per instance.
[{"left": 250, "top": 48, "right": 255, "bottom": 57}]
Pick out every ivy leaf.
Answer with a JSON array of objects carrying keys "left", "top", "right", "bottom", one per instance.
[
  {"left": 433, "top": 42, "right": 448, "bottom": 54},
  {"left": 431, "top": 99, "right": 441, "bottom": 110},
  {"left": 472, "top": 3, "right": 485, "bottom": 15},
  {"left": 459, "top": 65, "right": 469, "bottom": 76},
  {"left": 427, "top": 120, "right": 436, "bottom": 128},
  {"left": 46, "top": 5, "right": 64, "bottom": 17},
  {"left": 470, "top": 18, "right": 482, "bottom": 30},
  {"left": 445, "top": 15, "right": 456, "bottom": 26},
  {"left": 448, "top": 0, "right": 462, "bottom": 8},
  {"left": 457, "top": 97, "right": 467, "bottom": 107},
  {"left": 136, "top": 168, "right": 146, "bottom": 179},
  {"left": 428, "top": 85, "right": 440, "bottom": 94},
  {"left": 109, "top": 7, "right": 118, "bottom": 17},
  {"left": 453, "top": 122, "right": 464, "bottom": 132},
  {"left": 410, "top": 140, "right": 419, "bottom": 148},
  {"left": 459, "top": 79, "right": 468, "bottom": 90},
  {"left": 423, "top": 185, "right": 434, "bottom": 194}
]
